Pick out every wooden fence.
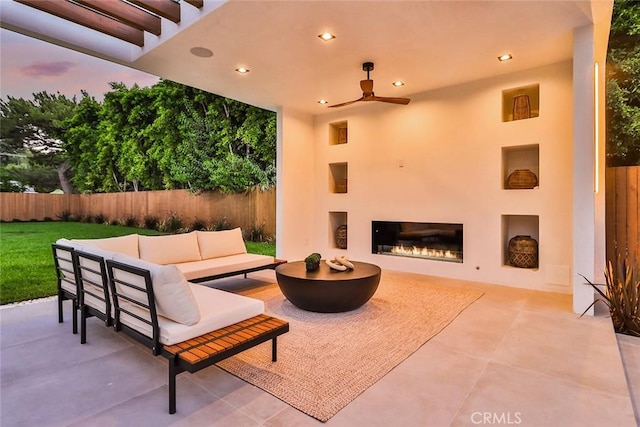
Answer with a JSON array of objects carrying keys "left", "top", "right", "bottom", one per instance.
[
  {"left": 0, "top": 188, "right": 276, "bottom": 238},
  {"left": 606, "top": 166, "right": 640, "bottom": 266}
]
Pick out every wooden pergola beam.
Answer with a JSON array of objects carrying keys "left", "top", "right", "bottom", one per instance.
[
  {"left": 184, "top": 0, "right": 204, "bottom": 8},
  {"left": 16, "top": 0, "right": 144, "bottom": 46},
  {"left": 75, "top": 0, "right": 162, "bottom": 36},
  {"left": 128, "top": 0, "right": 180, "bottom": 23}
]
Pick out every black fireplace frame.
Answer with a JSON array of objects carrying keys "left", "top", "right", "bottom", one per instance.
[{"left": 371, "top": 220, "right": 463, "bottom": 263}]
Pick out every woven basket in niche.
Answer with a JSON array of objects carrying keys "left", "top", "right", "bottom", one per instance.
[
  {"left": 508, "top": 235, "right": 538, "bottom": 268},
  {"left": 512, "top": 94, "right": 531, "bottom": 120},
  {"left": 506, "top": 169, "right": 538, "bottom": 189},
  {"left": 335, "top": 225, "right": 347, "bottom": 249}
]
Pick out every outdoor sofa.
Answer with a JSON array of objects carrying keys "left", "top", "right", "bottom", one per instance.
[{"left": 51, "top": 228, "right": 289, "bottom": 413}]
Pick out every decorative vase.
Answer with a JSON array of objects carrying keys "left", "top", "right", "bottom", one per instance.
[
  {"left": 304, "top": 252, "right": 322, "bottom": 272},
  {"left": 305, "top": 260, "right": 320, "bottom": 272},
  {"left": 508, "top": 235, "right": 538, "bottom": 268},
  {"left": 338, "top": 127, "right": 348, "bottom": 144},
  {"left": 336, "top": 225, "right": 348, "bottom": 249},
  {"left": 506, "top": 169, "right": 538, "bottom": 189},
  {"left": 512, "top": 94, "right": 531, "bottom": 121}
]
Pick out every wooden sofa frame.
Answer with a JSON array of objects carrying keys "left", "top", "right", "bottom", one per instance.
[{"left": 105, "top": 258, "right": 289, "bottom": 414}]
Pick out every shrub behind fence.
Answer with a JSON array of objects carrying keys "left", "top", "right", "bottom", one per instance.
[{"left": 0, "top": 188, "right": 276, "bottom": 237}]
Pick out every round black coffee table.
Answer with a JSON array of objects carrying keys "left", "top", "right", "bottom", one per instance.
[{"left": 275, "top": 261, "right": 381, "bottom": 313}]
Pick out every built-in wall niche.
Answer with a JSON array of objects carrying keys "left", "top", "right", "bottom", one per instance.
[
  {"left": 329, "top": 162, "right": 348, "bottom": 193},
  {"left": 329, "top": 211, "right": 348, "bottom": 249},
  {"left": 329, "top": 121, "right": 348, "bottom": 145},
  {"left": 501, "top": 214, "right": 539, "bottom": 269},
  {"left": 502, "top": 144, "right": 539, "bottom": 189},
  {"left": 502, "top": 84, "right": 539, "bottom": 122}
]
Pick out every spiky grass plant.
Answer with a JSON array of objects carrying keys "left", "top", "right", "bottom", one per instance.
[{"left": 582, "top": 259, "right": 640, "bottom": 337}]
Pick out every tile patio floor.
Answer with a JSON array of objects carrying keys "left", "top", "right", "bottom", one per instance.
[{"left": 1, "top": 270, "right": 638, "bottom": 426}]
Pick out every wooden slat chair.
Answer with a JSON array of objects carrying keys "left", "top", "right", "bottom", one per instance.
[
  {"left": 105, "top": 258, "right": 289, "bottom": 414},
  {"left": 74, "top": 250, "right": 112, "bottom": 344},
  {"left": 51, "top": 243, "right": 78, "bottom": 334}
]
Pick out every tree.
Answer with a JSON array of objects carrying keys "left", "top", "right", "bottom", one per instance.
[
  {"left": 164, "top": 88, "right": 276, "bottom": 193},
  {"left": 135, "top": 80, "right": 276, "bottom": 193},
  {"left": 63, "top": 92, "right": 105, "bottom": 192},
  {"left": 99, "top": 82, "right": 166, "bottom": 191},
  {"left": 0, "top": 91, "right": 78, "bottom": 192},
  {"left": 13, "top": 80, "right": 277, "bottom": 194},
  {"left": 606, "top": 0, "right": 640, "bottom": 166}
]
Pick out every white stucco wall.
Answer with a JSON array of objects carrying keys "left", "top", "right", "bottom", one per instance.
[{"left": 300, "top": 61, "right": 578, "bottom": 293}]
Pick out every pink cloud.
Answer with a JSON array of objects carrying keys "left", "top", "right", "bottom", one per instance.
[
  {"left": 2, "top": 30, "right": 159, "bottom": 100},
  {"left": 20, "top": 61, "right": 76, "bottom": 77}
]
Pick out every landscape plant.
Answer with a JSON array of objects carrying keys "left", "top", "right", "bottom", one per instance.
[
  {"left": 159, "top": 212, "right": 183, "bottom": 233},
  {"left": 581, "top": 258, "right": 640, "bottom": 337},
  {"left": 190, "top": 217, "right": 208, "bottom": 231},
  {"left": 246, "top": 223, "right": 266, "bottom": 242},
  {"left": 143, "top": 214, "right": 160, "bottom": 230},
  {"left": 93, "top": 213, "right": 107, "bottom": 224},
  {"left": 121, "top": 214, "right": 138, "bottom": 228},
  {"left": 209, "top": 217, "right": 232, "bottom": 231}
]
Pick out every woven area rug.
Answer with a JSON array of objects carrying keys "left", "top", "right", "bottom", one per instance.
[{"left": 217, "top": 271, "right": 484, "bottom": 422}]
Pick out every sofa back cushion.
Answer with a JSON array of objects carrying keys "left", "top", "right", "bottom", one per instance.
[
  {"left": 73, "top": 234, "right": 140, "bottom": 258},
  {"left": 138, "top": 232, "right": 201, "bottom": 265},
  {"left": 196, "top": 228, "right": 247, "bottom": 259},
  {"left": 111, "top": 254, "right": 200, "bottom": 326}
]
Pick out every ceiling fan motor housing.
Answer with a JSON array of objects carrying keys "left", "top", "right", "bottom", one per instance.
[{"left": 328, "top": 61, "right": 410, "bottom": 108}]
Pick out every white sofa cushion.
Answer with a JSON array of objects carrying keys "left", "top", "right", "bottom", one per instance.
[
  {"left": 56, "top": 237, "right": 84, "bottom": 250},
  {"left": 73, "top": 234, "right": 140, "bottom": 258},
  {"left": 138, "top": 232, "right": 201, "bottom": 265},
  {"left": 176, "top": 253, "right": 275, "bottom": 281},
  {"left": 111, "top": 254, "right": 200, "bottom": 326},
  {"left": 119, "top": 283, "right": 264, "bottom": 345},
  {"left": 196, "top": 228, "right": 247, "bottom": 259}
]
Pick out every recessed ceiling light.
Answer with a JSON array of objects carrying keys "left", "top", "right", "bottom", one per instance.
[
  {"left": 190, "top": 47, "right": 213, "bottom": 58},
  {"left": 392, "top": 81, "right": 405, "bottom": 87},
  {"left": 318, "top": 99, "right": 328, "bottom": 105},
  {"left": 235, "top": 67, "right": 250, "bottom": 74},
  {"left": 498, "top": 54, "right": 513, "bottom": 62},
  {"left": 318, "top": 32, "right": 336, "bottom": 41}
]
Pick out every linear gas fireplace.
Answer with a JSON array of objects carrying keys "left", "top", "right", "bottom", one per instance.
[{"left": 372, "top": 221, "right": 463, "bottom": 263}]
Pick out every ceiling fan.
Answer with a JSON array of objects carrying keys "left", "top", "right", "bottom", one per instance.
[{"left": 328, "top": 62, "right": 410, "bottom": 108}]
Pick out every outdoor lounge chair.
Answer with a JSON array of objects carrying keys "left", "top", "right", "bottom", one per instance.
[
  {"left": 51, "top": 243, "right": 78, "bottom": 334},
  {"left": 105, "top": 258, "right": 289, "bottom": 414},
  {"left": 74, "top": 249, "right": 112, "bottom": 344}
]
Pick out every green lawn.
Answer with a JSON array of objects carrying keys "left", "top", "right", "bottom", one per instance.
[{"left": 0, "top": 222, "right": 276, "bottom": 305}]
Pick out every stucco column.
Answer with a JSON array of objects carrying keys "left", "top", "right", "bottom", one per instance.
[
  {"left": 276, "top": 107, "right": 316, "bottom": 261},
  {"left": 572, "top": 24, "right": 608, "bottom": 315}
]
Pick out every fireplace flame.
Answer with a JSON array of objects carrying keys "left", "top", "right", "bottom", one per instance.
[{"left": 390, "top": 245, "right": 460, "bottom": 260}]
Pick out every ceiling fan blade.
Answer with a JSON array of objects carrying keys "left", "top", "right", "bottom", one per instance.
[
  {"left": 328, "top": 97, "right": 364, "bottom": 108},
  {"left": 371, "top": 96, "right": 411, "bottom": 105},
  {"left": 360, "top": 79, "right": 374, "bottom": 96}
]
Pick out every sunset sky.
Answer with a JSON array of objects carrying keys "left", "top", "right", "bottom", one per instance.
[{"left": 0, "top": 29, "right": 160, "bottom": 101}]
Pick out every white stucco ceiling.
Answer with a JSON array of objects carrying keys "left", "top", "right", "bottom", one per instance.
[{"left": 2, "top": 0, "right": 612, "bottom": 115}]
